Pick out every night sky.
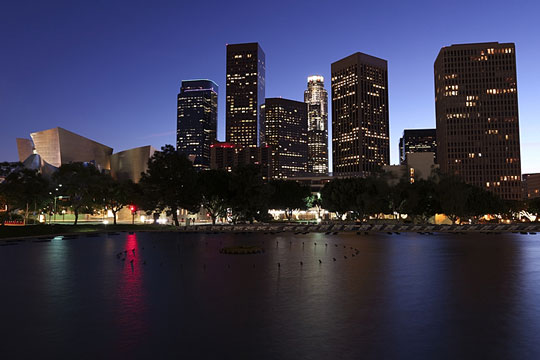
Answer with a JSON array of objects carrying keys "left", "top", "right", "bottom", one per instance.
[{"left": 1, "top": 0, "right": 539, "bottom": 173}]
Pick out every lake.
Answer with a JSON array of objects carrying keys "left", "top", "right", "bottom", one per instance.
[{"left": 1, "top": 231, "right": 540, "bottom": 359}]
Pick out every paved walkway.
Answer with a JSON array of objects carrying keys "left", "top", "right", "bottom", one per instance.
[{"left": 178, "top": 223, "right": 540, "bottom": 234}]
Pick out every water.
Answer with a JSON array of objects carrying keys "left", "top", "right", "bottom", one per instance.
[{"left": 1, "top": 231, "right": 540, "bottom": 359}]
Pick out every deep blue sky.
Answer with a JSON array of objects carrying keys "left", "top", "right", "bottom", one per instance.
[{"left": 1, "top": 0, "right": 539, "bottom": 173}]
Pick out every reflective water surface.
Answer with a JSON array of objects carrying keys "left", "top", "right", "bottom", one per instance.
[{"left": 1, "top": 232, "right": 540, "bottom": 359}]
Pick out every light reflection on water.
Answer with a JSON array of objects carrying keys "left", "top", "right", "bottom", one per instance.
[{"left": 1, "top": 232, "right": 540, "bottom": 359}]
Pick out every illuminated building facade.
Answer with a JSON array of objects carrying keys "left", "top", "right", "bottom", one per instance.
[
  {"left": 331, "top": 52, "right": 390, "bottom": 177},
  {"left": 176, "top": 79, "right": 218, "bottom": 169},
  {"left": 17, "top": 127, "right": 113, "bottom": 170},
  {"left": 399, "top": 129, "right": 437, "bottom": 165},
  {"left": 226, "top": 42, "right": 265, "bottom": 147},
  {"left": 16, "top": 127, "right": 154, "bottom": 182},
  {"left": 304, "top": 76, "right": 328, "bottom": 175},
  {"left": 523, "top": 173, "right": 540, "bottom": 199},
  {"left": 209, "top": 142, "right": 272, "bottom": 180},
  {"left": 110, "top": 146, "right": 156, "bottom": 183},
  {"left": 435, "top": 42, "right": 521, "bottom": 200},
  {"left": 261, "top": 98, "right": 308, "bottom": 178}
]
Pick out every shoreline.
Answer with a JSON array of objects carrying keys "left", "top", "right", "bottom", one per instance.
[{"left": 1, "top": 223, "right": 539, "bottom": 242}]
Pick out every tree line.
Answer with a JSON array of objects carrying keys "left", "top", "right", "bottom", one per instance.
[
  {"left": 0, "top": 146, "right": 312, "bottom": 226},
  {"left": 320, "top": 173, "right": 540, "bottom": 224},
  {"left": 1, "top": 146, "right": 540, "bottom": 226}
]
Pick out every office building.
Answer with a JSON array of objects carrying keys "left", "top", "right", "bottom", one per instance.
[
  {"left": 225, "top": 42, "right": 265, "bottom": 147},
  {"left": 331, "top": 52, "right": 390, "bottom": 176},
  {"left": 435, "top": 42, "right": 521, "bottom": 200},
  {"left": 176, "top": 79, "right": 218, "bottom": 169},
  {"left": 210, "top": 142, "right": 272, "bottom": 180},
  {"left": 399, "top": 129, "right": 437, "bottom": 165},
  {"left": 261, "top": 98, "right": 308, "bottom": 178},
  {"left": 304, "top": 76, "right": 329, "bottom": 175},
  {"left": 523, "top": 173, "right": 540, "bottom": 199},
  {"left": 383, "top": 152, "right": 439, "bottom": 185}
]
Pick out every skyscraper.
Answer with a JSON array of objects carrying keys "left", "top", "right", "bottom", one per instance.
[
  {"left": 399, "top": 129, "right": 437, "bottom": 165},
  {"left": 331, "top": 52, "right": 390, "bottom": 176},
  {"left": 261, "top": 98, "right": 308, "bottom": 178},
  {"left": 304, "top": 76, "right": 328, "bottom": 175},
  {"left": 226, "top": 42, "right": 265, "bottom": 147},
  {"left": 434, "top": 42, "right": 522, "bottom": 201},
  {"left": 176, "top": 79, "right": 218, "bottom": 169}
]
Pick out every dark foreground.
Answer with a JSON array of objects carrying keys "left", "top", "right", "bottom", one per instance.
[{"left": 1, "top": 231, "right": 540, "bottom": 359}]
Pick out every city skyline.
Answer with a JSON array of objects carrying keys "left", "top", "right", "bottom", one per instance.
[{"left": 1, "top": 1, "right": 540, "bottom": 173}]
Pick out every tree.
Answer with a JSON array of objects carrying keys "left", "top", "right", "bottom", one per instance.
[
  {"left": 437, "top": 175, "right": 470, "bottom": 224},
  {"left": 53, "top": 163, "right": 105, "bottom": 225},
  {"left": 389, "top": 178, "right": 410, "bottom": 221},
  {"left": 465, "top": 185, "right": 503, "bottom": 223},
  {"left": 321, "top": 178, "right": 354, "bottom": 220},
  {"left": 99, "top": 176, "right": 140, "bottom": 225},
  {"left": 268, "top": 180, "right": 311, "bottom": 221},
  {"left": 0, "top": 162, "right": 23, "bottom": 177},
  {"left": 528, "top": 198, "right": 540, "bottom": 222},
  {"left": 229, "top": 165, "right": 271, "bottom": 223},
  {"left": 139, "top": 145, "right": 200, "bottom": 226},
  {"left": 198, "top": 170, "right": 232, "bottom": 225},
  {"left": 399, "top": 179, "right": 440, "bottom": 223},
  {"left": 363, "top": 175, "right": 391, "bottom": 219},
  {"left": 0, "top": 168, "right": 49, "bottom": 224},
  {"left": 306, "top": 193, "right": 324, "bottom": 219}
]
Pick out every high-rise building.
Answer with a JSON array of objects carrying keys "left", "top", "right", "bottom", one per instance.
[
  {"left": 523, "top": 173, "right": 540, "bottom": 200},
  {"left": 304, "top": 76, "right": 329, "bottom": 175},
  {"left": 331, "top": 52, "right": 390, "bottom": 176},
  {"left": 399, "top": 129, "right": 437, "bottom": 165},
  {"left": 261, "top": 98, "right": 308, "bottom": 178},
  {"left": 176, "top": 79, "right": 218, "bottom": 169},
  {"left": 434, "top": 42, "right": 522, "bottom": 201},
  {"left": 226, "top": 42, "right": 265, "bottom": 147}
]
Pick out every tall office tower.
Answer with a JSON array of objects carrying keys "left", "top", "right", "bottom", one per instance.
[
  {"left": 434, "top": 42, "right": 522, "bottom": 201},
  {"left": 304, "top": 76, "right": 329, "bottom": 175},
  {"left": 176, "top": 79, "right": 218, "bottom": 169},
  {"left": 261, "top": 98, "right": 308, "bottom": 178},
  {"left": 331, "top": 52, "right": 390, "bottom": 176},
  {"left": 399, "top": 129, "right": 437, "bottom": 165},
  {"left": 226, "top": 42, "right": 265, "bottom": 147}
]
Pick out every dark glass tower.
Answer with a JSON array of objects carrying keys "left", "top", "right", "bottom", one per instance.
[
  {"left": 261, "top": 98, "right": 308, "bottom": 178},
  {"left": 399, "top": 129, "right": 437, "bottom": 165},
  {"left": 176, "top": 79, "right": 218, "bottom": 169},
  {"left": 304, "top": 76, "right": 329, "bottom": 175},
  {"left": 435, "top": 42, "right": 521, "bottom": 200},
  {"left": 226, "top": 42, "right": 265, "bottom": 147},
  {"left": 331, "top": 52, "right": 390, "bottom": 176}
]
